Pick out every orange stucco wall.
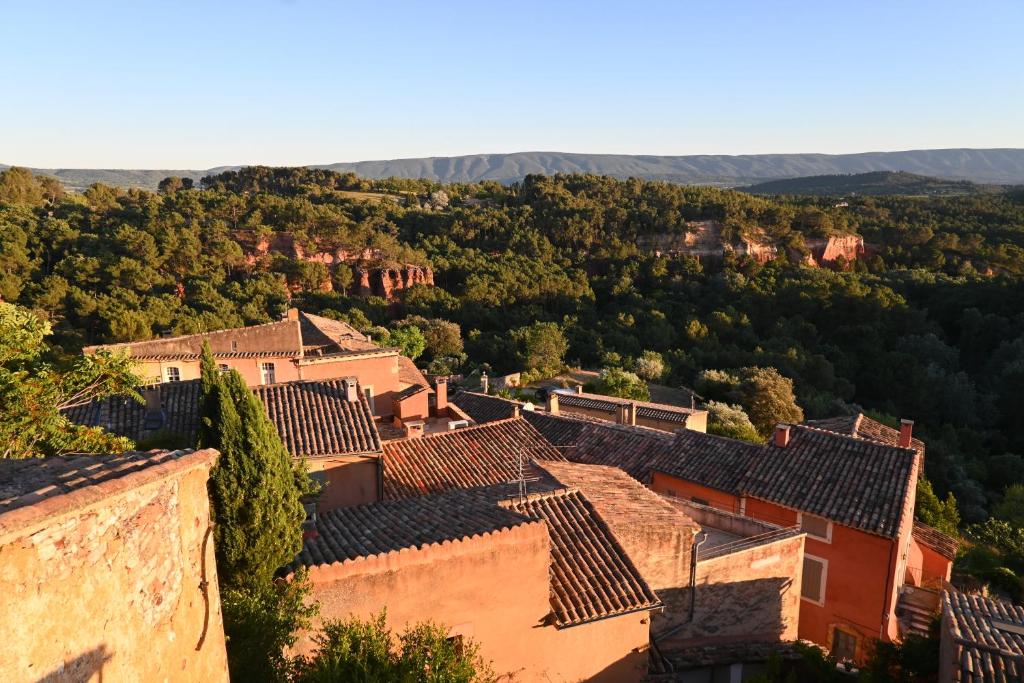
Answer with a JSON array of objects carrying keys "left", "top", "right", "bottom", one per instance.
[
  {"left": 298, "top": 522, "right": 651, "bottom": 682},
  {"left": 651, "top": 469, "right": 917, "bottom": 661},
  {"left": 134, "top": 355, "right": 299, "bottom": 386},
  {"left": 650, "top": 473, "right": 741, "bottom": 514},
  {"left": 914, "top": 539, "right": 953, "bottom": 584},
  {"left": 394, "top": 390, "right": 429, "bottom": 425},
  {"left": 299, "top": 354, "right": 401, "bottom": 417},
  {"left": 0, "top": 463, "right": 229, "bottom": 682},
  {"left": 308, "top": 458, "right": 380, "bottom": 510}
]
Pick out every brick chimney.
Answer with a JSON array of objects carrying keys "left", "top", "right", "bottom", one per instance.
[
  {"left": 547, "top": 392, "right": 560, "bottom": 415},
  {"left": 434, "top": 377, "right": 448, "bottom": 414},
  {"left": 341, "top": 377, "right": 359, "bottom": 403},
  {"left": 774, "top": 424, "right": 791, "bottom": 448},
  {"left": 899, "top": 419, "right": 914, "bottom": 449},
  {"left": 404, "top": 420, "right": 425, "bottom": 439},
  {"left": 286, "top": 308, "right": 299, "bottom": 321}
]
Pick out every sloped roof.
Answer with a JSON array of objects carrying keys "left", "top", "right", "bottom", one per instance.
[
  {"left": 0, "top": 449, "right": 217, "bottom": 538},
  {"left": 554, "top": 390, "right": 698, "bottom": 424},
  {"left": 805, "top": 413, "right": 925, "bottom": 456},
  {"left": 526, "top": 410, "right": 674, "bottom": 482},
  {"left": 943, "top": 590, "right": 1024, "bottom": 682},
  {"left": 298, "top": 487, "right": 530, "bottom": 566},
  {"left": 740, "top": 425, "right": 917, "bottom": 538},
  {"left": 508, "top": 489, "right": 661, "bottom": 627},
  {"left": 913, "top": 520, "right": 959, "bottom": 561},
  {"left": 382, "top": 418, "right": 565, "bottom": 499},
  {"left": 63, "top": 378, "right": 382, "bottom": 458},
  {"left": 397, "top": 355, "right": 431, "bottom": 389},
  {"left": 450, "top": 390, "right": 520, "bottom": 424},
  {"left": 651, "top": 429, "right": 763, "bottom": 494},
  {"left": 298, "top": 484, "right": 660, "bottom": 628},
  {"left": 83, "top": 310, "right": 376, "bottom": 360}
]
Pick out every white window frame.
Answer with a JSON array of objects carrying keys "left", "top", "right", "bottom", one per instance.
[
  {"left": 363, "top": 385, "right": 375, "bottom": 413},
  {"left": 260, "top": 362, "right": 276, "bottom": 385},
  {"left": 801, "top": 553, "right": 829, "bottom": 606},
  {"left": 165, "top": 366, "right": 181, "bottom": 382},
  {"left": 797, "top": 512, "right": 833, "bottom": 543}
]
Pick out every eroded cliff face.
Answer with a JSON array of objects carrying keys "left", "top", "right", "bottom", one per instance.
[
  {"left": 636, "top": 221, "right": 863, "bottom": 268},
  {"left": 234, "top": 231, "right": 434, "bottom": 300}
]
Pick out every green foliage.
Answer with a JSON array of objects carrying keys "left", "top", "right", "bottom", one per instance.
[
  {"left": 960, "top": 519, "right": 1024, "bottom": 602},
  {"left": 198, "top": 346, "right": 316, "bottom": 589},
  {"left": 378, "top": 325, "right": 427, "bottom": 360},
  {"left": 705, "top": 401, "right": 764, "bottom": 443},
  {"left": 915, "top": 477, "right": 961, "bottom": 536},
  {"left": 223, "top": 572, "right": 317, "bottom": 683},
  {"left": 289, "top": 612, "right": 495, "bottom": 683},
  {"left": 511, "top": 322, "right": 568, "bottom": 378},
  {"left": 0, "top": 302, "right": 140, "bottom": 458},
  {"left": 591, "top": 367, "right": 650, "bottom": 401},
  {"left": 633, "top": 350, "right": 665, "bottom": 382},
  {"left": 995, "top": 484, "right": 1024, "bottom": 526},
  {"left": 696, "top": 367, "right": 803, "bottom": 436}
]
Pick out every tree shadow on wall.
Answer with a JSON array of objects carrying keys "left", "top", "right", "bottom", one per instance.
[{"left": 35, "top": 645, "right": 113, "bottom": 683}]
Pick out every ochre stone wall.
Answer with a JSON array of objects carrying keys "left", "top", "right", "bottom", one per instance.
[
  {"left": 0, "top": 463, "right": 228, "bottom": 682},
  {"left": 298, "top": 522, "right": 650, "bottom": 682},
  {"left": 656, "top": 534, "right": 805, "bottom": 649}
]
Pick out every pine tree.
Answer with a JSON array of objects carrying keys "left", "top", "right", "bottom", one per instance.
[{"left": 198, "top": 343, "right": 313, "bottom": 589}]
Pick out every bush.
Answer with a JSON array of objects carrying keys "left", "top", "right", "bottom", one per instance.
[
  {"left": 592, "top": 367, "right": 650, "bottom": 401},
  {"left": 705, "top": 401, "right": 763, "bottom": 443}
]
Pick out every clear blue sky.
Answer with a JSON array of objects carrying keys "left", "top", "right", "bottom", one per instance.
[{"left": 2, "top": 0, "right": 1022, "bottom": 168}]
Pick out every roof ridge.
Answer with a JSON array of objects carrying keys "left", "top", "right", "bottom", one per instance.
[
  {"left": 415, "top": 415, "right": 525, "bottom": 439},
  {"left": 85, "top": 317, "right": 297, "bottom": 352},
  {"left": 499, "top": 485, "right": 578, "bottom": 507},
  {"left": 791, "top": 422, "right": 918, "bottom": 456}
]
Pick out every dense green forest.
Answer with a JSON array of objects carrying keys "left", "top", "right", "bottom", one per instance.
[
  {"left": 3, "top": 164, "right": 1024, "bottom": 546},
  {"left": 744, "top": 170, "right": 1005, "bottom": 197}
]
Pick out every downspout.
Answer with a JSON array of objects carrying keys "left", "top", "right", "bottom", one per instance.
[
  {"left": 880, "top": 538, "right": 896, "bottom": 640},
  {"left": 688, "top": 532, "right": 708, "bottom": 623},
  {"left": 376, "top": 455, "right": 384, "bottom": 502}
]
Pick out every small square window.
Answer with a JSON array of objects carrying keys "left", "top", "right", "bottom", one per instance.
[
  {"left": 831, "top": 628, "right": 857, "bottom": 662},
  {"left": 800, "top": 513, "right": 832, "bottom": 542},
  {"left": 218, "top": 363, "right": 230, "bottom": 373},
  {"left": 166, "top": 367, "right": 181, "bottom": 382},
  {"left": 260, "top": 362, "right": 276, "bottom": 385}
]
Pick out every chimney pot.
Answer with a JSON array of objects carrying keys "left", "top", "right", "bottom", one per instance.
[
  {"left": 575, "top": 385, "right": 583, "bottom": 394},
  {"left": 341, "top": 377, "right": 359, "bottom": 403},
  {"left": 899, "top": 419, "right": 914, "bottom": 449},
  {"left": 547, "top": 392, "right": 560, "bottom": 415},
  {"left": 434, "top": 377, "right": 448, "bottom": 415},
  {"left": 627, "top": 401, "right": 637, "bottom": 426},
  {"left": 513, "top": 406, "right": 521, "bottom": 419},
  {"left": 287, "top": 308, "right": 299, "bottom": 321},
  {"left": 774, "top": 424, "right": 791, "bottom": 448},
  {"left": 481, "top": 372, "right": 489, "bottom": 395}
]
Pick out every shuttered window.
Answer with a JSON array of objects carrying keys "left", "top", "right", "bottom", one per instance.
[{"left": 802, "top": 555, "right": 827, "bottom": 605}]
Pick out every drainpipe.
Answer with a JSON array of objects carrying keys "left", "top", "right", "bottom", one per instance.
[{"left": 688, "top": 533, "right": 708, "bottom": 623}]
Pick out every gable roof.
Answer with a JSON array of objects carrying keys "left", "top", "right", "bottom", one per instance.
[
  {"left": 63, "top": 378, "right": 382, "bottom": 458},
  {"left": 84, "top": 310, "right": 375, "bottom": 360},
  {"left": 450, "top": 390, "right": 520, "bottom": 424},
  {"left": 553, "top": 389, "right": 698, "bottom": 425},
  {"left": 297, "top": 484, "right": 660, "bottom": 629},
  {"left": 805, "top": 413, "right": 925, "bottom": 455},
  {"left": 0, "top": 449, "right": 217, "bottom": 539},
  {"left": 912, "top": 520, "right": 959, "bottom": 561},
  {"left": 943, "top": 590, "right": 1024, "bottom": 682},
  {"left": 740, "top": 425, "right": 918, "bottom": 537},
  {"left": 507, "top": 489, "right": 662, "bottom": 627},
  {"left": 652, "top": 429, "right": 763, "bottom": 495},
  {"left": 382, "top": 418, "right": 565, "bottom": 499},
  {"left": 397, "top": 355, "right": 431, "bottom": 389},
  {"left": 525, "top": 410, "right": 674, "bottom": 482}
]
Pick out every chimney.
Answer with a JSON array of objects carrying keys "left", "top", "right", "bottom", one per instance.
[
  {"left": 404, "top": 420, "right": 425, "bottom": 439},
  {"left": 341, "top": 376, "right": 359, "bottom": 403},
  {"left": 774, "top": 424, "right": 791, "bottom": 448},
  {"left": 512, "top": 406, "right": 521, "bottom": 419},
  {"left": 481, "top": 372, "right": 489, "bottom": 395},
  {"left": 899, "top": 419, "right": 914, "bottom": 449},
  {"left": 575, "top": 385, "right": 583, "bottom": 394},
  {"left": 627, "top": 401, "right": 638, "bottom": 426},
  {"left": 547, "top": 392, "right": 560, "bottom": 415},
  {"left": 286, "top": 308, "right": 299, "bottom": 321},
  {"left": 434, "top": 377, "right": 448, "bottom": 414}
]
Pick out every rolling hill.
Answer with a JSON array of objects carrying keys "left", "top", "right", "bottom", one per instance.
[
  {"left": 742, "top": 171, "right": 1003, "bottom": 197},
  {"left": 4, "top": 148, "right": 1024, "bottom": 191}
]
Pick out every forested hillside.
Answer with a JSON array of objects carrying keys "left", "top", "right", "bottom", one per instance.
[
  {"left": 3, "top": 164, "right": 1024, "bottom": 546},
  {"left": 744, "top": 171, "right": 1002, "bottom": 197}
]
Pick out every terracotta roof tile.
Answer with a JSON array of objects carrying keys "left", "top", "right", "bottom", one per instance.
[
  {"left": 944, "top": 590, "right": 1024, "bottom": 682},
  {"left": 64, "top": 378, "right": 382, "bottom": 458},
  {"left": 651, "top": 430, "right": 762, "bottom": 494},
  {"left": 552, "top": 390, "right": 698, "bottom": 424},
  {"left": 382, "top": 418, "right": 565, "bottom": 499},
  {"left": 298, "top": 312, "right": 375, "bottom": 352},
  {"left": 84, "top": 317, "right": 303, "bottom": 360},
  {"left": 0, "top": 449, "right": 218, "bottom": 538},
  {"left": 397, "top": 355, "right": 430, "bottom": 389},
  {"left": 507, "top": 489, "right": 661, "bottom": 627},
  {"left": 913, "top": 520, "right": 959, "bottom": 561},
  {"left": 298, "top": 484, "right": 661, "bottom": 628},
  {"left": 450, "top": 390, "right": 520, "bottom": 424},
  {"left": 805, "top": 413, "right": 925, "bottom": 456}
]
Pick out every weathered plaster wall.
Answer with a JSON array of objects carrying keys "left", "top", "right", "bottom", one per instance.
[
  {"left": 299, "top": 522, "right": 650, "bottom": 682},
  {"left": 298, "top": 353, "right": 401, "bottom": 417},
  {"left": 0, "top": 464, "right": 228, "bottom": 683},
  {"left": 656, "top": 534, "right": 805, "bottom": 649},
  {"left": 650, "top": 475, "right": 741, "bottom": 514},
  {"left": 309, "top": 457, "right": 380, "bottom": 510}
]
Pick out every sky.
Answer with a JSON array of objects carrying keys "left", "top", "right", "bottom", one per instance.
[{"left": 2, "top": 0, "right": 1023, "bottom": 168}]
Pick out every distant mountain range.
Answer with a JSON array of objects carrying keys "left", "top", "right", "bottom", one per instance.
[
  {"left": 4, "top": 148, "right": 1024, "bottom": 191},
  {"left": 744, "top": 171, "right": 1006, "bottom": 197}
]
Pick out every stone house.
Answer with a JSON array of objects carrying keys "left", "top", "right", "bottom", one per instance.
[{"left": 0, "top": 449, "right": 228, "bottom": 682}]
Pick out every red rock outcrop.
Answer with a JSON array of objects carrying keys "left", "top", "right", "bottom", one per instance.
[{"left": 805, "top": 234, "right": 865, "bottom": 268}]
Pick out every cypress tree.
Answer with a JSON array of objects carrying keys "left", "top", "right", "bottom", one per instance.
[{"left": 198, "top": 343, "right": 313, "bottom": 589}]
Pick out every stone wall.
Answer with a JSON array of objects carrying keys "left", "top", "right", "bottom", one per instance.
[
  {"left": 654, "top": 534, "right": 805, "bottom": 650},
  {"left": 0, "top": 457, "right": 228, "bottom": 682}
]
